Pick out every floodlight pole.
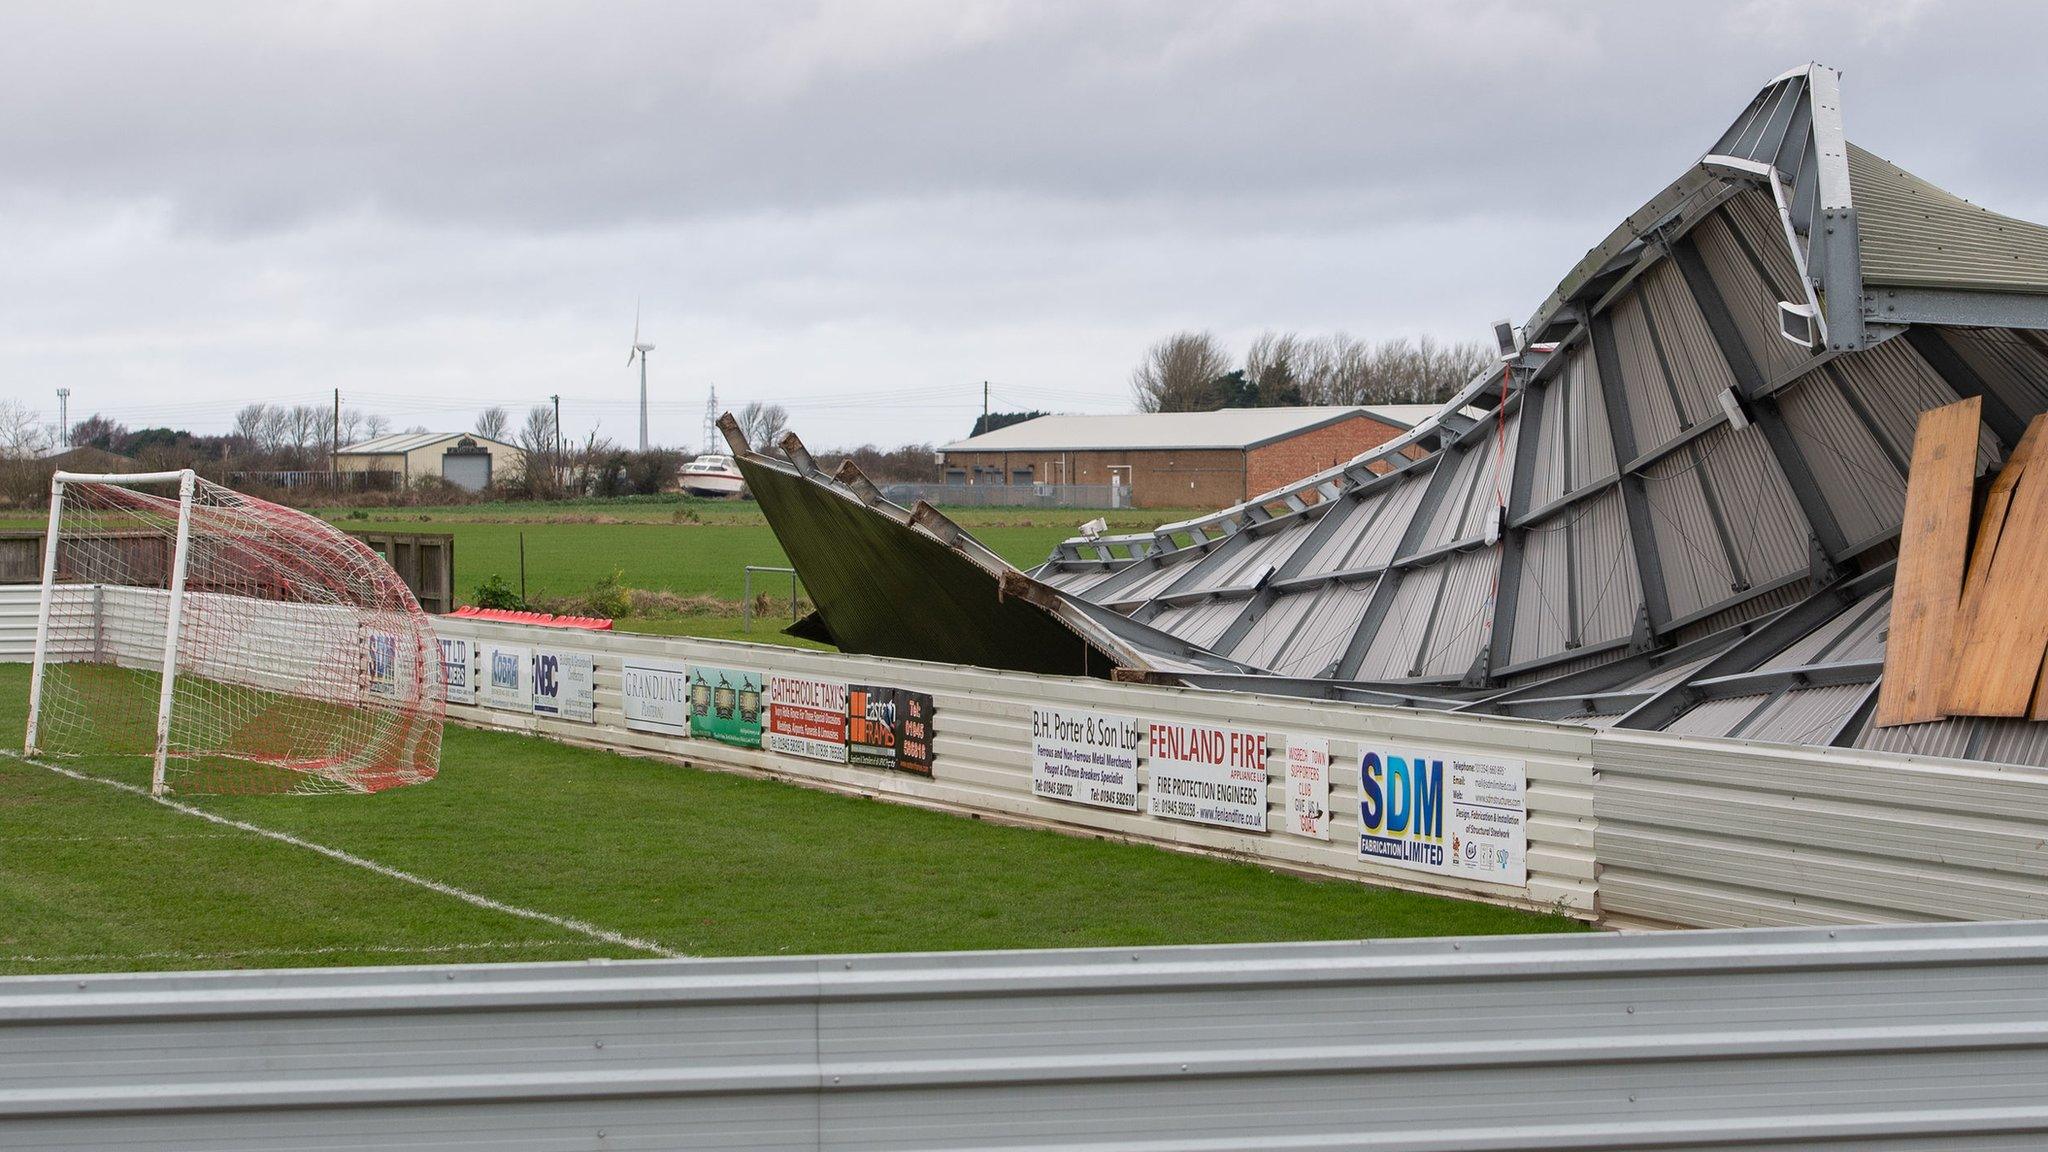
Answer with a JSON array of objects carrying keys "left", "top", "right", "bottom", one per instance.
[
  {"left": 150, "top": 469, "right": 198, "bottom": 797},
  {"left": 23, "top": 476, "right": 69, "bottom": 756}
]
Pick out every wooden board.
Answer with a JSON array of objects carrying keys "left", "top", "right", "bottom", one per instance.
[
  {"left": 1874, "top": 397, "right": 1981, "bottom": 727},
  {"left": 1962, "top": 415, "right": 2047, "bottom": 600},
  {"left": 1945, "top": 421, "right": 2048, "bottom": 717}
]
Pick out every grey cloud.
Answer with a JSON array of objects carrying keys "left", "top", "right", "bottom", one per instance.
[{"left": 2, "top": 1, "right": 2046, "bottom": 447}]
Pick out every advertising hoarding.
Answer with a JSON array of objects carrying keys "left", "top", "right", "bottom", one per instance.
[
  {"left": 1147, "top": 721, "right": 1268, "bottom": 831},
  {"left": 1030, "top": 708, "right": 1141, "bottom": 811},
  {"left": 1358, "top": 745, "right": 1526, "bottom": 885}
]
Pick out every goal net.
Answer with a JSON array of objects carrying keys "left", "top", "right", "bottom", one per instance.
[{"left": 24, "top": 470, "right": 443, "bottom": 795}]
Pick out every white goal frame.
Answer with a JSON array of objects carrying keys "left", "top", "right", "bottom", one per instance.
[{"left": 25, "top": 469, "right": 197, "bottom": 796}]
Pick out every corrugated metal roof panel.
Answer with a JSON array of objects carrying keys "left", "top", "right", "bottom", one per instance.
[
  {"left": 1828, "top": 338, "right": 2001, "bottom": 474},
  {"left": 1775, "top": 375, "right": 1904, "bottom": 546},
  {"left": 1694, "top": 198, "right": 1816, "bottom": 381},
  {"left": 1742, "top": 683, "right": 1869, "bottom": 745},
  {"left": 1857, "top": 716, "right": 1975, "bottom": 760},
  {"left": 1943, "top": 328, "right": 2048, "bottom": 417},
  {"left": 1642, "top": 447, "right": 1740, "bottom": 621},
  {"left": 1350, "top": 564, "right": 1444, "bottom": 680},
  {"left": 1297, "top": 473, "right": 1429, "bottom": 577},
  {"left": 1416, "top": 549, "right": 1500, "bottom": 677},
  {"left": 939, "top": 407, "right": 1375, "bottom": 452},
  {"left": 1698, "top": 424, "right": 1809, "bottom": 592},
  {"left": 1763, "top": 587, "right": 1892, "bottom": 670},
  {"left": 1180, "top": 525, "right": 1304, "bottom": 595},
  {"left": 1667, "top": 694, "right": 1769, "bottom": 738},
  {"left": 1264, "top": 581, "right": 1376, "bottom": 678},
  {"left": 1851, "top": 143, "right": 2048, "bottom": 293},
  {"left": 1570, "top": 487, "right": 1643, "bottom": 651}
]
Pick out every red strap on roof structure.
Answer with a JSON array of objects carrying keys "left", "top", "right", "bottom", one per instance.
[{"left": 448, "top": 606, "right": 614, "bottom": 630}]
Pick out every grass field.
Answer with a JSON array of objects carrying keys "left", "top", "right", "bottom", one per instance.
[
  {"left": 0, "top": 495, "right": 1194, "bottom": 647},
  {"left": 0, "top": 663, "right": 1579, "bottom": 976},
  {"left": 314, "top": 498, "right": 1182, "bottom": 605}
]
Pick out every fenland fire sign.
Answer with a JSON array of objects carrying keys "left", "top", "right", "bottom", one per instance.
[
  {"left": 1357, "top": 745, "right": 1526, "bottom": 885},
  {"left": 1147, "top": 721, "right": 1269, "bottom": 831}
]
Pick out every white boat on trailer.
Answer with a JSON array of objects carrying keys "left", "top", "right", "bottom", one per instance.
[{"left": 679, "top": 453, "right": 746, "bottom": 498}]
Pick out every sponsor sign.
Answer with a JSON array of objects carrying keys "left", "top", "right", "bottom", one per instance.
[
  {"left": 690, "top": 665, "right": 765, "bottom": 748},
  {"left": 846, "top": 685, "right": 936, "bottom": 775},
  {"left": 532, "top": 648, "right": 596, "bottom": 723},
  {"left": 1359, "top": 746, "right": 1526, "bottom": 885},
  {"left": 1147, "top": 721, "right": 1269, "bottom": 832},
  {"left": 437, "top": 636, "right": 473, "bottom": 705},
  {"left": 366, "top": 631, "right": 398, "bottom": 699},
  {"left": 767, "top": 675, "right": 849, "bottom": 763},
  {"left": 620, "top": 656, "right": 691, "bottom": 736},
  {"left": 481, "top": 642, "right": 533, "bottom": 712},
  {"left": 1284, "top": 735, "right": 1330, "bottom": 840},
  {"left": 1030, "top": 708, "right": 1141, "bottom": 811}
]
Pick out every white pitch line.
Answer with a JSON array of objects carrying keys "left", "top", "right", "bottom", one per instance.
[{"left": 11, "top": 754, "right": 683, "bottom": 960}]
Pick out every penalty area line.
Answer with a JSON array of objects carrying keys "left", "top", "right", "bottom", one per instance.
[{"left": 11, "top": 753, "right": 683, "bottom": 961}]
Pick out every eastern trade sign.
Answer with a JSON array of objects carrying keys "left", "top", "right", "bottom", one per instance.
[
  {"left": 847, "top": 684, "right": 935, "bottom": 775},
  {"left": 1358, "top": 744, "right": 1526, "bottom": 885}
]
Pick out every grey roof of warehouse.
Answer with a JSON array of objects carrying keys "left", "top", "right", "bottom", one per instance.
[
  {"left": 338, "top": 432, "right": 523, "bottom": 455},
  {"left": 728, "top": 63, "right": 2048, "bottom": 768},
  {"left": 939, "top": 405, "right": 1441, "bottom": 453}
]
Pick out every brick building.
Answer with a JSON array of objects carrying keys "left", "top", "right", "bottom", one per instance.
[{"left": 937, "top": 406, "right": 1433, "bottom": 508}]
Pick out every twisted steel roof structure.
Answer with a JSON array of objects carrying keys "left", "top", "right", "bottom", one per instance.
[{"left": 728, "top": 65, "right": 2048, "bottom": 765}]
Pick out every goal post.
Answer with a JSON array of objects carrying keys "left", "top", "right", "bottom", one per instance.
[{"left": 24, "top": 470, "right": 444, "bottom": 795}]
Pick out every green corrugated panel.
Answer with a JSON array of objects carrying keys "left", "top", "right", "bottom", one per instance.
[
  {"left": 739, "top": 458, "right": 1114, "bottom": 677},
  {"left": 1851, "top": 143, "right": 2048, "bottom": 293}
]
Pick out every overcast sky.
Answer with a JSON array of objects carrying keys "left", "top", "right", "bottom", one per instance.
[{"left": 3, "top": 1, "right": 2045, "bottom": 450}]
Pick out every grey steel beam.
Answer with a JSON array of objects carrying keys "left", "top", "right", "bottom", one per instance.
[
  {"left": 1589, "top": 311, "right": 1675, "bottom": 632},
  {"left": 1901, "top": 327, "right": 2030, "bottom": 450},
  {"left": 1865, "top": 287, "right": 2048, "bottom": 331},
  {"left": 1613, "top": 563, "right": 1889, "bottom": 731},
  {"left": 1484, "top": 371, "right": 1548, "bottom": 678},
  {"left": 1672, "top": 234, "right": 1853, "bottom": 567},
  {"left": 1804, "top": 66, "right": 1867, "bottom": 351}
]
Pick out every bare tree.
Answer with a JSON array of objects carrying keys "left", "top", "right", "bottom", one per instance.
[
  {"left": 735, "top": 402, "right": 789, "bottom": 453},
  {"left": 0, "top": 400, "right": 50, "bottom": 459},
  {"left": 362, "top": 413, "right": 392, "bottom": 439},
  {"left": 514, "top": 404, "right": 563, "bottom": 497},
  {"left": 474, "top": 407, "right": 510, "bottom": 440},
  {"left": 232, "top": 403, "right": 274, "bottom": 451},
  {"left": 1131, "top": 331, "right": 1232, "bottom": 412}
]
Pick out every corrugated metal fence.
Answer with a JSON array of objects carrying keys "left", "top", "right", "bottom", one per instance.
[
  {"left": 431, "top": 613, "right": 1599, "bottom": 918},
  {"left": 8, "top": 922, "right": 2048, "bottom": 1149},
  {"left": 9, "top": 584, "right": 2048, "bottom": 930}
]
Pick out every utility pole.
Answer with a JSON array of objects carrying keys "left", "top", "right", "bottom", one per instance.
[
  {"left": 55, "top": 389, "right": 70, "bottom": 451},
  {"left": 550, "top": 393, "right": 562, "bottom": 485},
  {"left": 982, "top": 381, "right": 990, "bottom": 436},
  {"left": 331, "top": 388, "right": 340, "bottom": 479}
]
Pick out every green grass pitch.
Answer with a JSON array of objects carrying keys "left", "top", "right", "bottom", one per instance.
[{"left": 0, "top": 662, "right": 1580, "bottom": 977}]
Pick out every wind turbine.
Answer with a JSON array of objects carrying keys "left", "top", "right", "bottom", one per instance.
[{"left": 628, "top": 301, "right": 655, "bottom": 452}]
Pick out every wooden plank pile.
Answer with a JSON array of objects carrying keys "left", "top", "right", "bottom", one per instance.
[{"left": 1878, "top": 397, "right": 2048, "bottom": 727}]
